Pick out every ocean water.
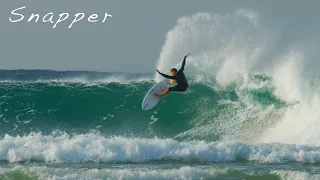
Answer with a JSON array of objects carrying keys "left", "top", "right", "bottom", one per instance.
[{"left": 2, "top": 9, "right": 320, "bottom": 180}]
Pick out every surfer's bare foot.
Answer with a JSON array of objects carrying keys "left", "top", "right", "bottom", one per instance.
[{"left": 154, "top": 93, "right": 160, "bottom": 98}]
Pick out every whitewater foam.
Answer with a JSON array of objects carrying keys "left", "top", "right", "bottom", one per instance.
[
  {"left": 0, "top": 133, "right": 320, "bottom": 164},
  {"left": 155, "top": 8, "right": 320, "bottom": 146},
  {"left": 261, "top": 49, "right": 320, "bottom": 145}
]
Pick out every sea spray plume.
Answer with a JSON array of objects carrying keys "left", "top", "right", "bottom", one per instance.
[
  {"left": 155, "top": 8, "right": 320, "bottom": 144},
  {"left": 155, "top": 9, "right": 284, "bottom": 142},
  {"left": 155, "top": 9, "right": 276, "bottom": 85},
  {"left": 262, "top": 44, "right": 320, "bottom": 145}
]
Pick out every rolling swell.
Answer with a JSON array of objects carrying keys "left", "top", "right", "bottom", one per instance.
[{"left": 0, "top": 73, "right": 288, "bottom": 142}]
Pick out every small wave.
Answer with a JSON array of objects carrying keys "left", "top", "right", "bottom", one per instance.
[
  {"left": 0, "top": 166, "right": 225, "bottom": 180},
  {"left": 272, "top": 170, "right": 320, "bottom": 180}
]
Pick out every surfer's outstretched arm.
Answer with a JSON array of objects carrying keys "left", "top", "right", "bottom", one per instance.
[
  {"left": 157, "top": 70, "right": 175, "bottom": 79},
  {"left": 178, "top": 53, "right": 190, "bottom": 74}
]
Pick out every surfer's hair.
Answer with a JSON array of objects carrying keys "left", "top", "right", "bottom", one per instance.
[{"left": 170, "top": 68, "right": 177, "bottom": 73}]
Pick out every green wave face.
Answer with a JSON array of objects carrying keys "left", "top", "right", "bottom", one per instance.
[{"left": 0, "top": 74, "right": 289, "bottom": 141}]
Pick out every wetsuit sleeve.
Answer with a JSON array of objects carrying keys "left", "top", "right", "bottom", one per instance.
[
  {"left": 158, "top": 72, "right": 176, "bottom": 79},
  {"left": 177, "top": 56, "right": 187, "bottom": 74}
]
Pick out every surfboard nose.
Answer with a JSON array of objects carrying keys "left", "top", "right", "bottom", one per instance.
[{"left": 141, "top": 79, "right": 170, "bottom": 110}]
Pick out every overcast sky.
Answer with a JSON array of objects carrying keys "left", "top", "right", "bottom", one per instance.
[{"left": 0, "top": 0, "right": 319, "bottom": 73}]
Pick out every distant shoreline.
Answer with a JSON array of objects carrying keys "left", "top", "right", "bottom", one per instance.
[{"left": 0, "top": 69, "right": 153, "bottom": 75}]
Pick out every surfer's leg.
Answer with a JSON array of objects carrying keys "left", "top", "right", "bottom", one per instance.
[
  {"left": 161, "top": 88, "right": 170, "bottom": 96},
  {"left": 154, "top": 88, "right": 170, "bottom": 98},
  {"left": 168, "top": 85, "right": 188, "bottom": 92},
  {"left": 168, "top": 86, "right": 179, "bottom": 92},
  {"left": 172, "top": 85, "right": 187, "bottom": 92},
  {"left": 154, "top": 85, "right": 184, "bottom": 98}
]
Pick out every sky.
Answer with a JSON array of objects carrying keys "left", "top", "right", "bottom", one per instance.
[{"left": 0, "top": 0, "right": 319, "bottom": 73}]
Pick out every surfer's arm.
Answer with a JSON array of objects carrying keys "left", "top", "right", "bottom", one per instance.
[
  {"left": 157, "top": 70, "right": 176, "bottom": 79},
  {"left": 178, "top": 53, "right": 190, "bottom": 74}
]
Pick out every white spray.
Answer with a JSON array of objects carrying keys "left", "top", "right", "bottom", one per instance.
[{"left": 155, "top": 8, "right": 320, "bottom": 145}]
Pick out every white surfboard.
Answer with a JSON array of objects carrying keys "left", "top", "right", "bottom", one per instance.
[{"left": 142, "top": 79, "right": 170, "bottom": 110}]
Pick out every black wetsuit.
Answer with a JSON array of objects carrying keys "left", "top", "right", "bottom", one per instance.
[{"left": 158, "top": 56, "right": 188, "bottom": 92}]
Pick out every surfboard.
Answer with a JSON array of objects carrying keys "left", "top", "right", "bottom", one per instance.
[{"left": 142, "top": 79, "right": 170, "bottom": 110}]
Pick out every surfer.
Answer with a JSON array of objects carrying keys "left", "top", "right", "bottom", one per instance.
[{"left": 154, "top": 53, "right": 190, "bottom": 98}]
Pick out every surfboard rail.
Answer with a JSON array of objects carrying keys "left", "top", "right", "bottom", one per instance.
[{"left": 141, "top": 79, "right": 170, "bottom": 110}]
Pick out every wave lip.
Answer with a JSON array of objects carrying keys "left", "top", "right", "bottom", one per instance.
[{"left": 1, "top": 133, "right": 320, "bottom": 164}]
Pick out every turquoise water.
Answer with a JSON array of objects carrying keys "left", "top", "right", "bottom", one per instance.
[
  {"left": 2, "top": 6, "right": 320, "bottom": 179},
  {"left": 0, "top": 72, "right": 286, "bottom": 139},
  {"left": 0, "top": 70, "right": 319, "bottom": 179}
]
